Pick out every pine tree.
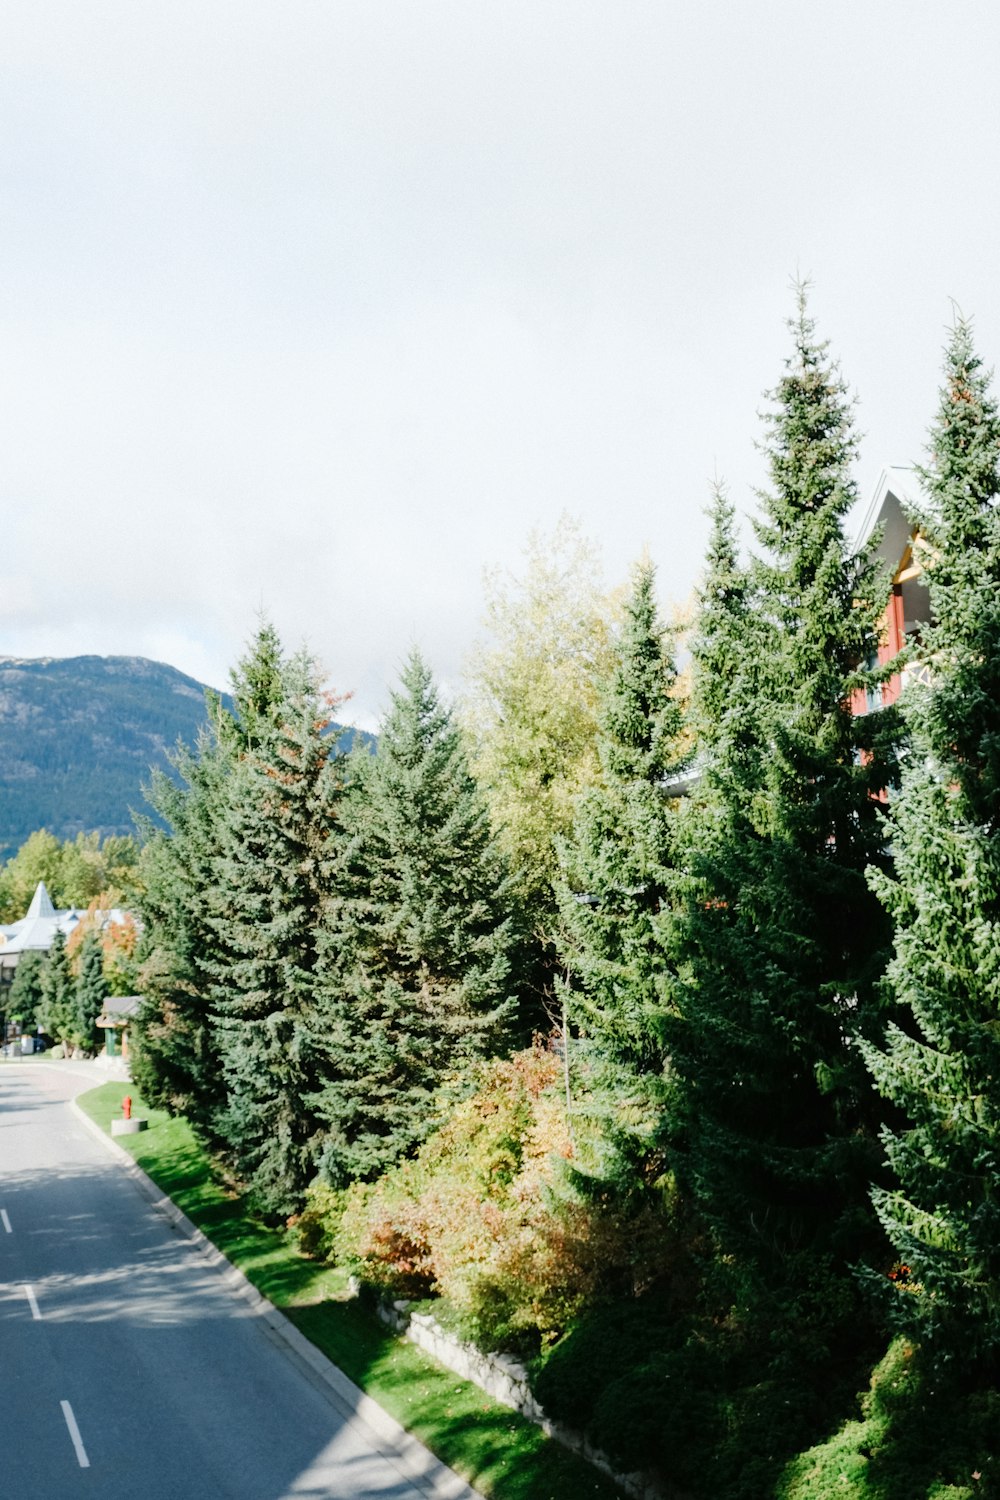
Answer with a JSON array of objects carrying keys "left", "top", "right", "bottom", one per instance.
[
  {"left": 74, "top": 931, "right": 108, "bottom": 1056},
  {"left": 208, "top": 647, "right": 340, "bottom": 1217},
  {"left": 37, "top": 930, "right": 74, "bottom": 1044},
  {"left": 133, "top": 720, "right": 236, "bottom": 1129},
  {"left": 228, "top": 617, "right": 286, "bottom": 751},
  {"left": 134, "top": 619, "right": 292, "bottom": 1134},
  {"left": 313, "top": 649, "right": 517, "bottom": 1186},
  {"left": 865, "top": 316, "right": 1000, "bottom": 1365},
  {"left": 556, "top": 560, "right": 686, "bottom": 1152},
  {"left": 687, "top": 483, "right": 766, "bottom": 799},
  {"left": 674, "top": 291, "right": 896, "bottom": 1285},
  {"left": 8, "top": 950, "right": 46, "bottom": 1032}
]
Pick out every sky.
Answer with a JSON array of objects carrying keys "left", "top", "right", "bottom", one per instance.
[{"left": 4, "top": 2, "right": 1000, "bottom": 730}]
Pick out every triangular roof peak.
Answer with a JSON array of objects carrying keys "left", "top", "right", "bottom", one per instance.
[
  {"left": 854, "top": 465, "right": 920, "bottom": 568},
  {"left": 25, "top": 881, "right": 56, "bottom": 921}
]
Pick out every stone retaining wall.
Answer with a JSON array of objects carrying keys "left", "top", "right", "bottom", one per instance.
[{"left": 375, "top": 1295, "right": 664, "bottom": 1500}]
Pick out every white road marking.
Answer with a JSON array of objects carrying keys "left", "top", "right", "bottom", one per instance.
[
  {"left": 24, "top": 1284, "right": 41, "bottom": 1320},
  {"left": 1, "top": 1208, "right": 11, "bottom": 1232},
  {"left": 61, "top": 1401, "right": 90, "bottom": 1468}
]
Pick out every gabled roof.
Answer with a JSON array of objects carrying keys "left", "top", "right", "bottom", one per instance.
[
  {"left": 853, "top": 465, "right": 920, "bottom": 568},
  {"left": 96, "top": 995, "right": 142, "bottom": 1026}
]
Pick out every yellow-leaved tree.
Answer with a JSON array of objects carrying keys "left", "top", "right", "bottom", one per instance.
[{"left": 462, "top": 515, "right": 616, "bottom": 929}]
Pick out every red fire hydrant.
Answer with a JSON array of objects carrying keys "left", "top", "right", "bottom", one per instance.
[{"left": 122, "top": 1095, "right": 132, "bottom": 1121}]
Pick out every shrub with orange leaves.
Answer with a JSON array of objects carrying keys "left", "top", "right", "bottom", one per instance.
[
  {"left": 65, "top": 889, "right": 140, "bottom": 995},
  {"left": 301, "top": 1042, "right": 677, "bottom": 1353}
]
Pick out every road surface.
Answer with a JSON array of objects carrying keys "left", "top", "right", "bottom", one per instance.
[{"left": 0, "top": 1065, "right": 475, "bottom": 1500}]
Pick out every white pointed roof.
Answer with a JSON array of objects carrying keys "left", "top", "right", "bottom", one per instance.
[
  {"left": 0, "top": 883, "right": 82, "bottom": 957},
  {"left": 24, "top": 881, "right": 56, "bottom": 921}
]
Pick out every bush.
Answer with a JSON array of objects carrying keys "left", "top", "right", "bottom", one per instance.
[
  {"left": 779, "top": 1338, "right": 999, "bottom": 1500},
  {"left": 534, "top": 1293, "right": 683, "bottom": 1430},
  {"left": 337, "top": 1167, "right": 436, "bottom": 1299},
  {"left": 292, "top": 1183, "right": 345, "bottom": 1262},
  {"left": 309, "top": 1044, "right": 683, "bottom": 1354}
]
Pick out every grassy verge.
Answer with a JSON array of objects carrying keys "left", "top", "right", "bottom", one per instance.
[{"left": 77, "top": 1081, "right": 623, "bottom": 1500}]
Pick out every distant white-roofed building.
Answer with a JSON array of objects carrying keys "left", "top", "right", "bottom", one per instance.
[{"left": 0, "top": 881, "right": 84, "bottom": 987}]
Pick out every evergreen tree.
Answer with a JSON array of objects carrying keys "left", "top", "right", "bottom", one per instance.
[
  {"left": 314, "top": 650, "right": 517, "bottom": 1186},
  {"left": 134, "top": 619, "right": 291, "bottom": 1134},
  {"left": 74, "top": 931, "right": 108, "bottom": 1055},
  {"left": 687, "top": 483, "right": 765, "bottom": 795},
  {"left": 37, "top": 930, "right": 74, "bottom": 1044},
  {"left": 208, "top": 647, "right": 340, "bottom": 1216},
  {"left": 865, "top": 316, "right": 1000, "bottom": 1365},
  {"left": 229, "top": 617, "right": 286, "bottom": 751},
  {"left": 8, "top": 950, "right": 46, "bottom": 1032},
  {"left": 133, "top": 722, "right": 235, "bottom": 1129},
  {"left": 556, "top": 560, "right": 686, "bottom": 1151},
  {"left": 675, "top": 291, "right": 897, "bottom": 1287}
]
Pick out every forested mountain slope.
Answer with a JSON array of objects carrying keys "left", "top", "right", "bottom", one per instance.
[{"left": 0, "top": 655, "right": 367, "bottom": 858}]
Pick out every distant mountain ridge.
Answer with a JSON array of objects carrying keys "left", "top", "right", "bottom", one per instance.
[{"left": 0, "top": 655, "right": 369, "bottom": 859}]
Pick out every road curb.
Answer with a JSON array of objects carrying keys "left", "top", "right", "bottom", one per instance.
[{"left": 69, "top": 1094, "right": 483, "bottom": 1500}]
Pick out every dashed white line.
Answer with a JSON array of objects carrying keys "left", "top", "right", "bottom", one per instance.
[
  {"left": 60, "top": 1401, "right": 90, "bottom": 1468},
  {"left": 23, "top": 1284, "right": 41, "bottom": 1320},
  {"left": 0, "top": 1208, "right": 11, "bottom": 1233}
]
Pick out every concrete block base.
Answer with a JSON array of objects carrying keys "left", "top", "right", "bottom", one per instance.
[{"left": 111, "top": 1118, "right": 148, "bottom": 1136}]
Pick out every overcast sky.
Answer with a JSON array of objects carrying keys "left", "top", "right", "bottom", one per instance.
[{"left": 4, "top": 3, "right": 1000, "bottom": 729}]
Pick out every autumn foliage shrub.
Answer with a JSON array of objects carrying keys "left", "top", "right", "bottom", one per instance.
[{"left": 299, "top": 1043, "right": 674, "bottom": 1353}]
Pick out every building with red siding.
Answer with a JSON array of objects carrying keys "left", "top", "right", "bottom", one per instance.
[{"left": 851, "top": 466, "right": 933, "bottom": 717}]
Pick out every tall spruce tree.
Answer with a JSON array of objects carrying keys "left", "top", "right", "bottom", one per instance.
[
  {"left": 134, "top": 724, "right": 234, "bottom": 1129},
  {"left": 37, "top": 929, "right": 74, "bottom": 1044},
  {"left": 8, "top": 950, "right": 46, "bottom": 1032},
  {"left": 313, "top": 649, "right": 517, "bottom": 1186},
  {"left": 134, "top": 619, "right": 292, "bottom": 1135},
  {"left": 687, "top": 483, "right": 765, "bottom": 801},
  {"left": 74, "top": 931, "right": 108, "bottom": 1056},
  {"left": 556, "top": 560, "right": 686, "bottom": 1153},
  {"left": 865, "top": 316, "right": 1000, "bottom": 1365},
  {"left": 675, "top": 292, "right": 897, "bottom": 1286},
  {"left": 208, "top": 646, "right": 340, "bottom": 1217}
]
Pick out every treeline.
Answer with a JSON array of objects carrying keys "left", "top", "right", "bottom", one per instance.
[
  {"left": 0, "top": 828, "right": 140, "bottom": 922},
  {"left": 0, "top": 828, "right": 140, "bottom": 1052},
  {"left": 131, "top": 300, "right": 1000, "bottom": 1498}
]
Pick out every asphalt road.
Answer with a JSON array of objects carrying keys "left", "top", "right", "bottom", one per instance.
[{"left": 0, "top": 1066, "right": 472, "bottom": 1500}]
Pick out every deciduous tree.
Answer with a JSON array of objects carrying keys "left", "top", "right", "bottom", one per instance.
[{"left": 463, "top": 516, "right": 615, "bottom": 917}]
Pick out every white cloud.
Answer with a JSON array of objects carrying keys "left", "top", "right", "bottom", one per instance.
[{"left": 3, "top": 2, "right": 1000, "bottom": 724}]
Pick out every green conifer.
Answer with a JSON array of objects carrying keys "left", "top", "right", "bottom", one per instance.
[
  {"left": 865, "top": 316, "right": 1000, "bottom": 1365},
  {"left": 134, "top": 619, "right": 292, "bottom": 1133},
  {"left": 37, "top": 929, "right": 74, "bottom": 1043},
  {"left": 675, "top": 291, "right": 895, "bottom": 1283},
  {"left": 208, "top": 647, "right": 340, "bottom": 1217},
  {"left": 74, "top": 931, "right": 108, "bottom": 1056},
  {"left": 8, "top": 949, "right": 46, "bottom": 1033},
  {"left": 313, "top": 650, "right": 517, "bottom": 1186},
  {"left": 133, "top": 723, "right": 235, "bottom": 1128},
  {"left": 556, "top": 560, "right": 686, "bottom": 1149}
]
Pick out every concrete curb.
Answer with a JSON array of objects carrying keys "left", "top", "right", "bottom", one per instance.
[{"left": 68, "top": 1094, "right": 483, "bottom": 1500}]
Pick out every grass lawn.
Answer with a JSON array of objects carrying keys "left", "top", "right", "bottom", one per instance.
[{"left": 77, "top": 1081, "right": 623, "bottom": 1500}]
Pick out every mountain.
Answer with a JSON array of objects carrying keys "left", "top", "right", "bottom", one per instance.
[{"left": 0, "top": 655, "right": 371, "bottom": 860}]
